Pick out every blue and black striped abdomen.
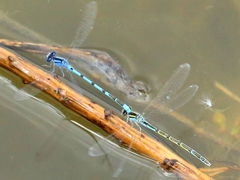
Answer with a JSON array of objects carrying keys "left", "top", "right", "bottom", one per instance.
[{"left": 70, "top": 67, "right": 128, "bottom": 110}]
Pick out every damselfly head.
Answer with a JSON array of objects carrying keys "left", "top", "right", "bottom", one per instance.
[{"left": 46, "top": 51, "right": 56, "bottom": 62}]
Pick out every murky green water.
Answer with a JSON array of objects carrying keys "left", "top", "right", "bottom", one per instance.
[{"left": 0, "top": 0, "right": 240, "bottom": 179}]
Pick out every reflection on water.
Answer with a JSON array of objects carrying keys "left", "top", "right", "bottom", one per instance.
[
  {"left": 0, "top": 75, "right": 169, "bottom": 180},
  {"left": 0, "top": 0, "right": 240, "bottom": 179},
  {"left": 0, "top": 1, "right": 150, "bottom": 102}
]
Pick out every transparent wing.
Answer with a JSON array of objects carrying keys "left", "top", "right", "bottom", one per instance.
[
  {"left": 112, "top": 135, "right": 136, "bottom": 178},
  {"left": 13, "top": 2, "right": 97, "bottom": 101},
  {"left": 143, "top": 63, "right": 192, "bottom": 115},
  {"left": 88, "top": 134, "right": 116, "bottom": 157},
  {"left": 55, "top": 1, "right": 98, "bottom": 86},
  {"left": 88, "top": 120, "right": 139, "bottom": 178},
  {"left": 88, "top": 133, "right": 127, "bottom": 178},
  {"left": 88, "top": 130, "right": 166, "bottom": 179},
  {"left": 70, "top": 1, "right": 97, "bottom": 49},
  {"left": 88, "top": 134, "right": 125, "bottom": 177},
  {"left": 64, "top": 0, "right": 97, "bottom": 75},
  {"left": 156, "top": 63, "right": 191, "bottom": 106},
  {"left": 14, "top": 83, "right": 42, "bottom": 101},
  {"left": 166, "top": 84, "right": 199, "bottom": 112},
  {"left": 89, "top": 63, "right": 196, "bottom": 176}
]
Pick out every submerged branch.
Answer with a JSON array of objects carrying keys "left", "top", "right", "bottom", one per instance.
[
  {"left": 0, "top": 46, "right": 213, "bottom": 179},
  {"left": 200, "top": 164, "right": 240, "bottom": 177},
  {"left": 214, "top": 81, "right": 240, "bottom": 103},
  {"left": 0, "top": 38, "right": 236, "bottom": 155},
  {"left": 0, "top": 38, "right": 150, "bottom": 101}
]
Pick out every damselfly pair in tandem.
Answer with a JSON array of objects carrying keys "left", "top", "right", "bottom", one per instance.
[{"left": 44, "top": 51, "right": 211, "bottom": 167}]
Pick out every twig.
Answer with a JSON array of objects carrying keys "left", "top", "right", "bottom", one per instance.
[
  {"left": 0, "top": 38, "right": 120, "bottom": 70},
  {"left": 0, "top": 46, "right": 213, "bottom": 179},
  {"left": 169, "top": 111, "right": 239, "bottom": 153},
  {"left": 200, "top": 165, "right": 240, "bottom": 177},
  {"left": 214, "top": 81, "right": 240, "bottom": 103},
  {"left": 0, "top": 38, "right": 237, "bottom": 154}
]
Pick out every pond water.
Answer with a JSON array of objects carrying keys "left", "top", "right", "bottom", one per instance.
[{"left": 0, "top": 0, "right": 240, "bottom": 179}]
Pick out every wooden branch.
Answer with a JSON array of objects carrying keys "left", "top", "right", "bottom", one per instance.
[
  {"left": 0, "top": 38, "right": 121, "bottom": 70},
  {"left": 0, "top": 46, "right": 213, "bottom": 180},
  {"left": 0, "top": 39, "right": 236, "bottom": 155}
]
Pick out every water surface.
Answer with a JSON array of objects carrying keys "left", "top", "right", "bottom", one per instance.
[{"left": 0, "top": 0, "right": 240, "bottom": 179}]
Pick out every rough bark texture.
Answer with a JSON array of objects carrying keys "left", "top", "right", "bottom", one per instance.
[{"left": 0, "top": 46, "right": 213, "bottom": 180}]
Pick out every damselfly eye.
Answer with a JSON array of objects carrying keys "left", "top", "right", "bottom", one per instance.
[
  {"left": 122, "top": 109, "right": 127, "bottom": 116},
  {"left": 46, "top": 51, "right": 56, "bottom": 62}
]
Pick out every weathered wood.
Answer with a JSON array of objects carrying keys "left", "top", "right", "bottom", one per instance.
[
  {"left": 0, "top": 39, "right": 236, "bottom": 155},
  {"left": 0, "top": 46, "right": 213, "bottom": 180}
]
